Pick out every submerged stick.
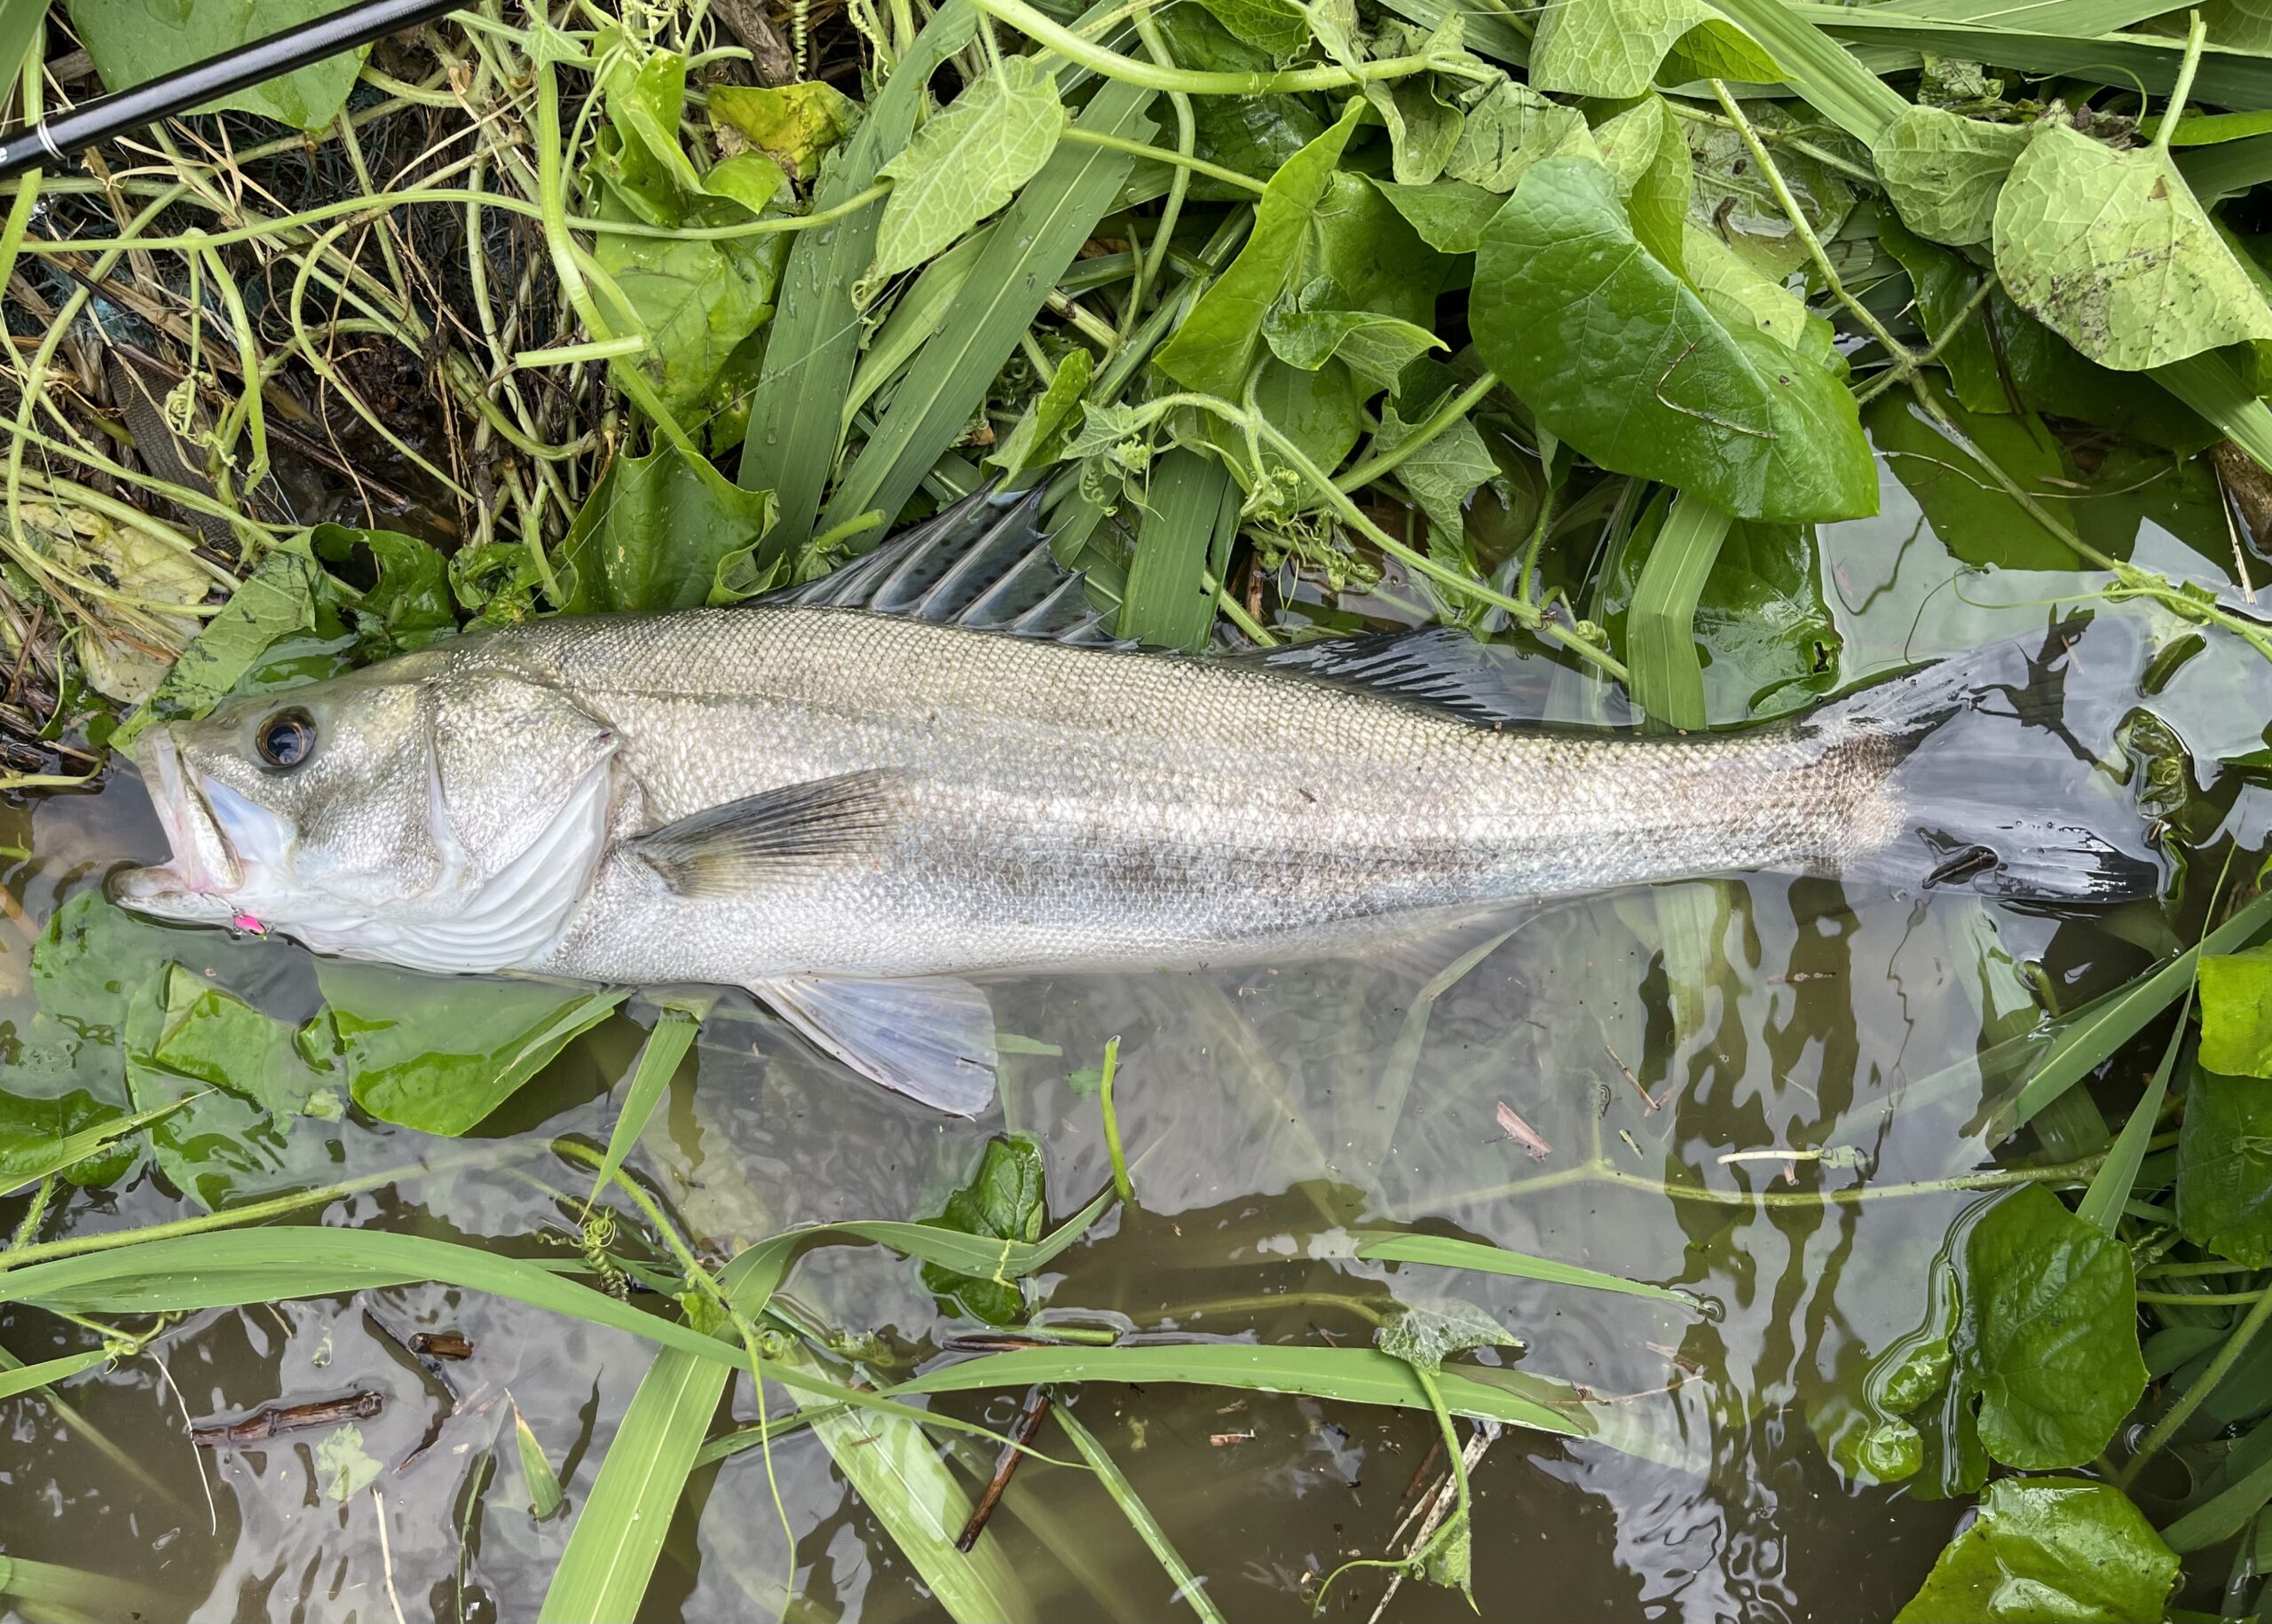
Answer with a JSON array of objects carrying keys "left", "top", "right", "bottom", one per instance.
[{"left": 955, "top": 1386, "right": 1053, "bottom": 1552}]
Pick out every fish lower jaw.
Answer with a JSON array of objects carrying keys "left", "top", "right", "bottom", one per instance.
[{"left": 111, "top": 861, "right": 244, "bottom": 921}]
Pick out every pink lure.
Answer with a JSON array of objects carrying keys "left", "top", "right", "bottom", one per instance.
[{"left": 230, "top": 911, "right": 266, "bottom": 936}]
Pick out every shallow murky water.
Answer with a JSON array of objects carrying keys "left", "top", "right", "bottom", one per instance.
[{"left": 3, "top": 445, "right": 2268, "bottom": 1622}]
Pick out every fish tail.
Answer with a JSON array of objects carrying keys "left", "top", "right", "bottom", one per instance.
[{"left": 1822, "top": 621, "right": 2162, "bottom": 904}]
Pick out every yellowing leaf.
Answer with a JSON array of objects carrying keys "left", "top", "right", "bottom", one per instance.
[
  {"left": 710, "top": 80, "right": 861, "bottom": 180},
  {"left": 1872, "top": 105, "right": 2030, "bottom": 248},
  {"left": 871, "top": 57, "right": 1066, "bottom": 288},
  {"left": 1993, "top": 120, "right": 2272, "bottom": 371}
]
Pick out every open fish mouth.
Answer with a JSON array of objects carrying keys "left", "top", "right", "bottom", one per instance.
[{"left": 113, "top": 729, "right": 257, "bottom": 920}]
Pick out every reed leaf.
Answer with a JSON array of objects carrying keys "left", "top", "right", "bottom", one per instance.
[
  {"left": 586, "top": 1007, "right": 698, "bottom": 1208},
  {"left": 0, "top": 1347, "right": 110, "bottom": 1404},
  {"left": 1627, "top": 491, "right": 1733, "bottom": 731},
  {"left": 1053, "top": 1404, "right": 1228, "bottom": 1624},
  {"left": 1356, "top": 1232, "right": 1698, "bottom": 1305}
]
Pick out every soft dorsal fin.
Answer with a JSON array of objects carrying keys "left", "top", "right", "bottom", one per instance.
[
  {"left": 1243, "top": 627, "right": 1609, "bottom": 728},
  {"left": 629, "top": 770, "right": 905, "bottom": 897},
  {"left": 768, "top": 487, "right": 1116, "bottom": 643}
]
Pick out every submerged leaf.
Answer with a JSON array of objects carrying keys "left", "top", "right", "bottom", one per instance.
[
  {"left": 872, "top": 57, "right": 1066, "bottom": 288},
  {"left": 114, "top": 543, "right": 323, "bottom": 749},
  {"left": 1894, "top": 1478, "right": 2177, "bottom": 1624},
  {"left": 315, "top": 1422, "right": 383, "bottom": 1502},
  {"left": 919, "top": 1136, "right": 1048, "bottom": 1325},
  {"left": 1472, "top": 156, "right": 1874, "bottom": 523},
  {"left": 1993, "top": 121, "right": 2272, "bottom": 371},
  {"left": 1375, "top": 1297, "right": 1518, "bottom": 1374}
]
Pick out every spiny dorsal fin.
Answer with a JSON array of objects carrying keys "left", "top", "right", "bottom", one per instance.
[
  {"left": 1245, "top": 627, "right": 1592, "bottom": 728},
  {"left": 630, "top": 770, "right": 905, "bottom": 897},
  {"left": 767, "top": 487, "right": 1116, "bottom": 643}
]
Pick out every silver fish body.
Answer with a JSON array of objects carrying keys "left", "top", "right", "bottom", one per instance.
[{"left": 114, "top": 506, "right": 2152, "bottom": 1112}]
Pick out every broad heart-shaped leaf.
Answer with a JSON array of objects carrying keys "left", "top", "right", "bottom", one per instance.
[
  {"left": 2202, "top": 943, "right": 2272, "bottom": 1077},
  {"left": 1376, "top": 1297, "right": 1518, "bottom": 1374},
  {"left": 557, "top": 445, "right": 777, "bottom": 612},
  {"left": 311, "top": 525, "right": 457, "bottom": 659},
  {"left": 1263, "top": 287, "right": 1444, "bottom": 392},
  {"left": 1191, "top": 0, "right": 1310, "bottom": 59},
  {"left": 871, "top": 56, "right": 1067, "bottom": 288},
  {"left": 1951, "top": 1185, "right": 2146, "bottom": 1472},
  {"left": 1369, "top": 177, "right": 1503, "bottom": 254},
  {"left": 2178, "top": 1066, "right": 2272, "bottom": 1265},
  {"left": 1364, "top": 391, "right": 1498, "bottom": 548},
  {"left": 1473, "top": 156, "right": 1875, "bottom": 524},
  {"left": 1894, "top": 1478, "right": 2178, "bottom": 1624},
  {"left": 67, "top": 0, "right": 367, "bottom": 130},
  {"left": 1994, "top": 121, "right": 2272, "bottom": 371},
  {"left": 1594, "top": 96, "right": 1692, "bottom": 273},
  {"left": 919, "top": 1135, "right": 1047, "bottom": 1325},
  {"left": 312, "top": 962, "right": 627, "bottom": 1137},
  {"left": 1530, "top": 0, "right": 1762, "bottom": 99},
  {"left": 1873, "top": 105, "right": 2030, "bottom": 248},
  {"left": 1446, "top": 83, "right": 1597, "bottom": 196},
  {"left": 1156, "top": 98, "right": 1367, "bottom": 398}
]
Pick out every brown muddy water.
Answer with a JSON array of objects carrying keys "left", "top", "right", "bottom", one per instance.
[{"left": 2, "top": 447, "right": 2268, "bottom": 1622}]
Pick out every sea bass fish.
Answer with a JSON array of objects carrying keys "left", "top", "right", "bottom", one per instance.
[{"left": 115, "top": 493, "right": 2155, "bottom": 1114}]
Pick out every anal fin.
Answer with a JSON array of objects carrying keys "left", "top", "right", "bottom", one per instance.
[{"left": 752, "top": 974, "right": 999, "bottom": 1116}]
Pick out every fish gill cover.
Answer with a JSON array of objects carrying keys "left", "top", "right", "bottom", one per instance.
[{"left": 5, "top": 0, "right": 2272, "bottom": 1620}]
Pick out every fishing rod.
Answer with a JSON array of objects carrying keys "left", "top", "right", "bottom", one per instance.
[{"left": 0, "top": 0, "right": 462, "bottom": 185}]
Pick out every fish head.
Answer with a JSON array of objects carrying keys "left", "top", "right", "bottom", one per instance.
[{"left": 116, "top": 650, "right": 619, "bottom": 968}]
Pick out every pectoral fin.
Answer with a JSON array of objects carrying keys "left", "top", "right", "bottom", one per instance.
[
  {"left": 751, "top": 974, "right": 998, "bottom": 1116},
  {"left": 630, "top": 770, "right": 904, "bottom": 898}
]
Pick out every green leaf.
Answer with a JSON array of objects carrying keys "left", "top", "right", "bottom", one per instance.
[
  {"left": 1444, "top": 82, "right": 1596, "bottom": 195},
  {"left": 1894, "top": 1478, "right": 2177, "bottom": 1624},
  {"left": 0, "top": 1091, "right": 180, "bottom": 1195},
  {"left": 1190, "top": 0, "right": 1310, "bottom": 59},
  {"left": 1155, "top": 98, "right": 1367, "bottom": 398},
  {"left": 315, "top": 1422, "right": 382, "bottom": 1502},
  {"left": 32, "top": 891, "right": 176, "bottom": 1042},
  {"left": 559, "top": 445, "right": 777, "bottom": 611},
  {"left": 737, "top": 0, "right": 980, "bottom": 548},
  {"left": 313, "top": 962, "right": 628, "bottom": 1136},
  {"left": 1377, "top": 1298, "right": 1519, "bottom": 1374},
  {"left": 1704, "top": 0, "right": 1907, "bottom": 149},
  {"left": 1363, "top": 397, "right": 1498, "bottom": 548},
  {"left": 820, "top": 75, "right": 1151, "bottom": 540},
  {"left": 587, "top": 1008, "right": 699, "bottom": 1208},
  {"left": 2077, "top": 998, "right": 2188, "bottom": 1234},
  {"left": 2178, "top": 1066, "right": 2272, "bottom": 1266},
  {"left": 1531, "top": 0, "right": 1753, "bottom": 99},
  {"left": 872, "top": 57, "right": 1067, "bottom": 288},
  {"left": 310, "top": 525, "right": 457, "bottom": 658},
  {"left": 114, "top": 542, "right": 323, "bottom": 749},
  {"left": 512, "top": 1401, "right": 566, "bottom": 1520},
  {"left": 1681, "top": 224, "right": 1809, "bottom": 350},
  {"left": 1263, "top": 280, "right": 1446, "bottom": 392},
  {"left": 2203, "top": 943, "right": 2272, "bottom": 1077},
  {"left": 67, "top": 0, "right": 369, "bottom": 130},
  {"left": 1472, "top": 155, "right": 1875, "bottom": 524},
  {"left": 1625, "top": 490, "right": 1732, "bottom": 730},
  {"left": 1951, "top": 1185, "right": 2146, "bottom": 1473},
  {"left": 1118, "top": 448, "right": 1239, "bottom": 651},
  {"left": 1872, "top": 105, "right": 2030, "bottom": 248},
  {"left": 0, "top": 1349, "right": 111, "bottom": 1406},
  {"left": 988, "top": 345, "right": 1093, "bottom": 481},
  {"left": 920, "top": 1136, "right": 1049, "bottom": 1325},
  {"left": 1993, "top": 121, "right": 2272, "bottom": 372},
  {"left": 1367, "top": 177, "right": 1503, "bottom": 254},
  {"left": 709, "top": 80, "right": 862, "bottom": 181},
  {"left": 1594, "top": 95, "right": 1692, "bottom": 272},
  {"left": 1684, "top": 102, "right": 1855, "bottom": 280}
]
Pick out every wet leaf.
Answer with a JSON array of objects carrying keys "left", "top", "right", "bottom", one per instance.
[
  {"left": 1119, "top": 448, "right": 1239, "bottom": 651},
  {"left": 310, "top": 526, "right": 457, "bottom": 658},
  {"left": 114, "top": 543, "right": 323, "bottom": 749},
  {"left": 1472, "top": 156, "right": 1874, "bottom": 524},
  {"left": 31, "top": 891, "right": 177, "bottom": 1043},
  {"left": 1156, "top": 99, "right": 1366, "bottom": 398},
  {"left": 1157, "top": 7, "right": 1325, "bottom": 197},
  {"left": 872, "top": 57, "right": 1066, "bottom": 287},
  {"left": 1190, "top": 0, "right": 1309, "bottom": 58},
  {"left": 2177, "top": 1066, "right": 2272, "bottom": 1265},
  {"left": 558, "top": 445, "right": 777, "bottom": 612},
  {"left": 1376, "top": 1297, "right": 1517, "bottom": 1374},
  {"left": 1684, "top": 103, "right": 1856, "bottom": 280},
  {"left": 988, "top": 346, "right": 1093, "bottom": 481},
  {"left": 1263, "top": 279, "right": 1445, "bottom": 391},
  {"left": 1993, "top": 121, "right": 2272, "bottom": 372},
  {"left": 1364, "top": 396, "right": 1497, "bottom": 548},
  {"left": 1367, "top": 177, "right": 1503, "bottom": 254},
  {"left": 1445, "top": 83, "right": 1596, "bottom": 195},
  {"left": 1872, "top": 105, "right": 2030, "bottom": 248},
  {"left": 315, "top": 1422, "right": 382, "bottom": 1502},
  {"left": 1594, "top": 95, "right": 1692, "bottom": 272},
  {"left": 67, "top": 0, "right": 368, "bottom": 130},
  {"left": 312, "top": 962, "right": 627, "bottom": 1137},
  {"left": 710, "top": 80, "right": 862, "bottom": 180},
  {"left": 1950, "top": 1185, "right": 2145, "bottom": 1472},
  {"left": 22, "top": 501, "right": 209, "bottom": 705},
  {"left": 0, "top": 1089, "right": 139, "bottom": 1193},
  {"left": 1681, "top": 224, "right": 1810, "bottom": 350},
  {"left": 919, "top": 1135, "right": 1047, "bottom": 1325},
  {"left": 1894, "top": 1478, "right": 2177, "bottom": 1624},
  {"left": 513, "top": 1401, "right": 566, "bottom": 1519},
  {"left": 2201, "top": 943, "right": 2272, "bottom": 1077}
]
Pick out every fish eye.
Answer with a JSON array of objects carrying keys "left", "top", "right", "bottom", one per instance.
[{"left": 254, "top": 707, "right": 317, "bottom": 770}]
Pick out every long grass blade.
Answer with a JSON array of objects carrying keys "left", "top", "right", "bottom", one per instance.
[
  {"left": 1052, "top": 1404, "right": 1228, "bottom": 1624},
  {"left": 586, "top": 1007, "right": 698, "bottom": 1207},
  {"left": 816, "top": 75, "right": 1155, "bottom": 542},
  {"left": 2076, "top": 989, "right": 2191, "bottom": 1234},
  {"left": 1866, "top": 0, "right": 2191, "bottom": 28},
  {"left": 1999, "top": 887, "right": 2272, "bottom": 1132},
  {"left": 2154, "top": 350, "right": 2272, "bottom": 478},
  {"left": 1356, "top": 1233, "right": 1698, "bottom": 1305},
  {"left": 1118, "top": 448, "right": 1237, "bottom": 650},
  {"left": 539, "top": 1349, "right": 725, "bottom": 1622},
  {"left": 1627, "top": 491, "right": 1733, "bottom": 731},
  {"left": 890, "top": 1344, "right": 1590, "bottom": 1437},
  {"left": 737, "top": 0, "right": 981, "bottom": 547},
  {"left": 0, "top": 1347, "right": 110, "bottom": 1403},
  {"left": 1707, "top": 0, "right": 1907, "bottom": 145}
]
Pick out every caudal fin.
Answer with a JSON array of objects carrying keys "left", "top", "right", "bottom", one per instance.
[{"left": 1822, "top": 623, "right": 2163, "bottom": 905}]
